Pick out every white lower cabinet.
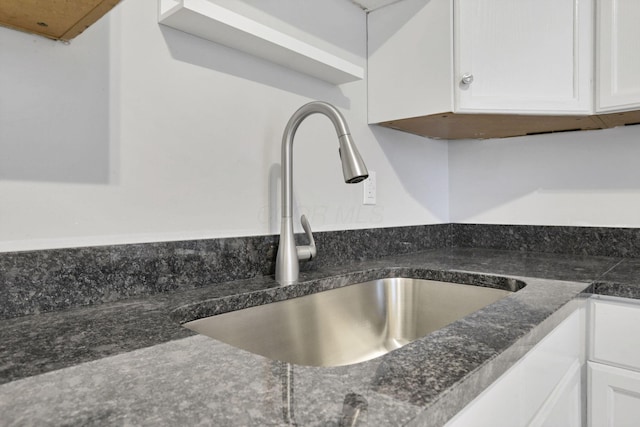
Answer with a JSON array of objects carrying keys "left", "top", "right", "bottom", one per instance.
[
  {"left": 589, "top": 362, "right": 640, "bottom": 427},
  {"left": 444, "top": 308, "right": 586, "bottom": 427},
  {"left": 590, "top": 297, "right": 640, "bottom": 371},
  {"left": 588, "top": 296, "right": 640, "bottom": 427},
  {"left": 530, "top": 361, "right": 584, "bottom": 427},
  {"left": 445, "top": 296, "right": 640, "bottom": 426}
]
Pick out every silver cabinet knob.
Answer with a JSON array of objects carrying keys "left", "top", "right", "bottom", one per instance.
[{"left": 461, "top": 73, "right": 474, "bottom": 85}]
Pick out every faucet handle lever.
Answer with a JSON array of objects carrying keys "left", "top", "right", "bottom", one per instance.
[{"left": 297, "top": 214, "right": 317, "bottom": 261}]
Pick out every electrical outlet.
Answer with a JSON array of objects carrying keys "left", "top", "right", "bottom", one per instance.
[{"left": 363, "top": 171, "right": 376, "bottom": 205}]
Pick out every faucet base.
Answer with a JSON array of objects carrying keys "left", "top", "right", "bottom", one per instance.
[{"left": 275, "top": 216, "right": 299, "bottom": 285}]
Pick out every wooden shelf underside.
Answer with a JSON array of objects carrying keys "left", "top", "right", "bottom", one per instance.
[
  {"left": 0, "top": 0, "right": 121, "bottom": 41},
  {"left": 380, "top": 110, "right": 640, "bottom": 140}
]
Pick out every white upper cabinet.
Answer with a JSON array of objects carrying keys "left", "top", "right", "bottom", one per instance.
[
  {"left": 368, "top": 0, "right": 640, "bottom": 139},
  {"left": 596, "top": 0, "right": 640, "bottom": 113},
  {"left": 368, "top": 0, "right": 593, "bottom": 123},
  {"left": 455, "top": 0, "right": 592, "bottom": 114}
]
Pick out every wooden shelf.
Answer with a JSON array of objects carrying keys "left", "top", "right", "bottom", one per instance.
[
  {"left": 158, "top": 0, "right": 364, "bottom": 85},
  {"left": 0, "top": 0, "right": 121, "bottom": 41},
  {"left": 380, "top": 111, "right": 640, "bottom": 140}
]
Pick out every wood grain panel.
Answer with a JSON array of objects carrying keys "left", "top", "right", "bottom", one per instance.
[
  {"left": 598, "top": 110, "right": 640, "bottom": 128},
  {"left": 380, "top": 113, "right": 604, "bottom": 140},
  {"left": 0, "top": 0, "right": 121, "bottom": 40}
]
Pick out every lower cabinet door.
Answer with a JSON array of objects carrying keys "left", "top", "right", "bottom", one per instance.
[
  {"left": 591, "top": 297, "right": 640, "bottom": 372},
  {"left": 589, "top": 361, "right": 640, "bottom": 427},
  {"left": 529, "top": 360, "right": 583, "bottom": 427}
]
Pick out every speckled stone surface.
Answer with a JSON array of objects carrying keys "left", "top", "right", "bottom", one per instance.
[
  {"left": 588, "top": 257, "right": 640, "bottom": 299},
  {"left": 0, "top": 273, "right": 589, "bottom": 426},
  {"left": 3, "top": 246, "right": 640, "bottom": 426},
  {"left": 0, "top": 334, "right": 426, "bottom": 426},
  {"left": 1, "top": 248, "right": 627, "bottom": 386},
  {"left": 0, "top": 224, "right": 449, "bottom": 320},
  {"left": 0, "top": 275, "right": 278, "bottom": 385},
  {"left": 4, "top": 223, "right": 638, "bottom": 320},
  {"left": 408, "top": 297, "right": 589, "bottom": 427},
  {"left": 0, "top": 236, "right": 277, "bottom": 320},
  {"left": 452, "top": 223, "right": 640, "bottom": 257}
]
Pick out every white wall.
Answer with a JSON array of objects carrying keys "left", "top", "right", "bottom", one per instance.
[
  {"left": 8, "top": 0, "right": 632, "bottom": 252},
  {"left": 449, "top": 125, "right": 640, "bottom": 226},
  {"left": 0, "top": 0, "right": 449, "bottom": 252}
]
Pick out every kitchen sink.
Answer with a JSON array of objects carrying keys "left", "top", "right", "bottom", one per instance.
[{"left": 184, "top": 277, "right": 516, "bottom": 367}]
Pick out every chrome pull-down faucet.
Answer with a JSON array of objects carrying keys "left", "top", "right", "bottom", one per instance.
[{"left": 275, "top": 101, "right": 369, "bottom": 285}]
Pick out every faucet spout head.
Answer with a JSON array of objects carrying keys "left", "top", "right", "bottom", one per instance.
[{"left": 339, "top": 134, "right": 369, "bottom": 184}]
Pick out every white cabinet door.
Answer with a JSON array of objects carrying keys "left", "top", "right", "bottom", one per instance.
[
  {"left": 454, "top": 0, "right": 593, "bottom": 115},
  {"left": 596, "top": 0, "right": 640, "bottom": 112},
  {"left": 529, "top": 361, "right": 583, "bottom": 427},
  {"left": 589, "top": 362, "right": 640, "bottom": 427},
  {"left": 591, "top": 296, "right": 640, "bottom": 372}
]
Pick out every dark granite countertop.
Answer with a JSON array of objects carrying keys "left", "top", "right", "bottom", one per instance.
[{"left": 0, "top": 247, "right": 638, "bottom": 426}]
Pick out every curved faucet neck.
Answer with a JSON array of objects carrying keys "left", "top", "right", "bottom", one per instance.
[{"left": 281, "top": 102, "right": 350, "bottom": 219}]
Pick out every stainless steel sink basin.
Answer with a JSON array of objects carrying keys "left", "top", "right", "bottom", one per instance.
[{"left": 184, "top": 278, "right": 514, "bottom": 367}]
